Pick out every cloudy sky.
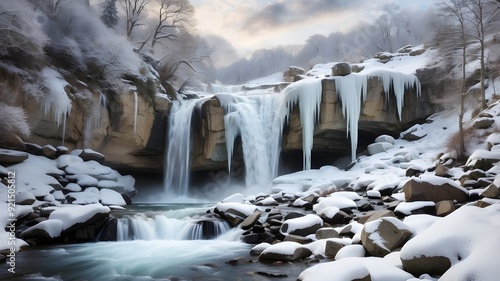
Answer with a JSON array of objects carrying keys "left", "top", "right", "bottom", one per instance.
[{"left": 190, "top": 0, "right": 435, "bottom": 67}]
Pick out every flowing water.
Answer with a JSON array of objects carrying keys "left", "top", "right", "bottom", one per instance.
[{"left": 0, "top": 204, "right": 309, "bottom": 281}]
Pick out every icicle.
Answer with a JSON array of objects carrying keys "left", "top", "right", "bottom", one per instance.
[
  {"left": 282, "top": 78, "right": 323, "bottom": 170},
  {"left": 334, "top": 74, "right": 368, "bottom": 162},
  {"left": 368, "top": 70, "right": 421, "bottom": 120},
  {"left": 133, "top": 91, "right": 138, "bottom": 134},
  {"left": 61, "top": 112, "right": 67, "bottom": 146}
]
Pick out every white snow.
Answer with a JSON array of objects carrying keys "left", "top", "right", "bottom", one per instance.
[
  {"left": 100, "top": 188, "right": 126, "bottom": 206},
  {"left": 401, "top": 204, "right": 500, "bottom": 280},
  {"left": 335, "top": 244, "right": 366, "bottom": 259},
  {"left": 280, "top": 214, "right": 323, "bottom": 235},
  {"left": 39, "top": 67, "right": 72, "bottom": 126},
  {"left": 49, "top": 203, "right": 110, "bottom": 231},
  {"left": 21, "top": 219, "right": 63, "bottom": 238},
  {"left": 298, "top": 257, "right": 413, "bottom": 281},
  {"left": 306, "top": 237, "right": 352, "bottom": 256},
  {"left": 260, "top": 241, "right": 309, "bottom": 256},
  {"left": 394, "top": 201, "right": 436, "bottom": 216},
  {"left": 214, "top": 202, "right": 257, "bottom": 217},
  {"left": 313, "top": 196, "right": 357, "bottom": 213}
]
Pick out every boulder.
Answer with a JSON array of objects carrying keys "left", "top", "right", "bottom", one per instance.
[
  {"left": 79, "top": 149, "right": 105, "bottom": 163},
  {"left": 374, "top": 135, "right": 395, "bottom": 145},
  {"left": 250, "top": 242, "right": 271, "bottom": 256},
  {"left": 394, "top": 201, "right": 436, "bottom": 216},
  {"left": 283, "top": 234, "right": 314, "bottom": 244},
  {"left": 401, "top": 125, "right": 427, "bottom": 141},
  {"left": 20, "top": 219, "right": 63, "bottom": 239},
  {"left": 280, "top": 214, "right": 323, "bottom": 236},
  {"left": 259, "top": 241, "right": 312, "bottom": 262},
  {"left": 435, "top": 200, "right": 455, "bottom": 217},
  {"left": 465, "top": 150, "right": 500, "bottom": 171},
  {"left": 360, "top": 217, "right": 413, "bottom": 257},
  {"left": 214, "top": 202, "right": 257, "bottom": 227},
  {"left": 481, "top": 184, "right": 500, "bottom": 199},
  {"left": 325, "top": 240, "right": 346, "bottom": 257},
  {"left": 41, "top": 145, "right": 58, "bottom": 159},
  {"left": 48, "top": 203, "right": 110, "bottom": 234},
  {"left": 486, "top": 133, "right": 500, "bottom": 150},
  {"left": 402, "top": 175, "right": 469, "bottom": 203},
  {"left": 316, "top": 227, "right": 339, "bottom": 239},
  {"left": 0, "top": 149, "right": 28, "bottom": 164},
  {"left": 398, "top": 45, "right": 413, "bottom": 53},
  {"left": 335, "top": 245, "right": 366, "bottom": 260},
  {"left": 284, "top": 66, "right": 305, "bottom": 82},
  {"left": 154, "top": 93, "right": 171, "bottom": 112},
  {"left": 409, "top": 47, "right": 426, "bottom": 56},
  {"left": 240, "top": 211, "right": 261, "bottom": 230},
  {"left": 24, "top": 143, "right": 43, "bottom": 155},
  {"left": 472, "top": 117, "right": 495, "bottom": 129},
  {"left": 332, "top": 63, "right": 352, "bottom": 76},
  {"left": 367, "top": 142, "right": 393, "bottom": 155},
  {"left": 16, "top": 191, "right": 36, "bottom": 205},
  {"left": 357, "top": 210, "right": 396, "bottom": 224}
]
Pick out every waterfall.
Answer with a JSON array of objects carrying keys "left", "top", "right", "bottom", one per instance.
[
  {"left": 116, "top": 214, "right": 231, "bottom": 241},
  {"left": 218, "top": 92, "right": 280, "bottom": 187},
  {"left": 83, "top": 92, "right": 108, "bottom": 148}
]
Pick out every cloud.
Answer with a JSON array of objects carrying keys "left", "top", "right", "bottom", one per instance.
[
  {"left": 204, "top": 35, "right": 239, "bottom": 68},
  {"left": 240, "top": 0, "right": 364, "bottom": 33}
]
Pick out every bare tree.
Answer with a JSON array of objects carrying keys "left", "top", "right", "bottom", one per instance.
[
  {"left": 120, "top": 0, "right": 148, "bottom": 38},
  {"left": 463, "top": 0, "right": 500, "bottom": 109},
  {"left": 438, "top": 0, "right": 473, "bottom": 157},
  {"left": 150, "top": 0, "right": 194, "bottom": 49}
]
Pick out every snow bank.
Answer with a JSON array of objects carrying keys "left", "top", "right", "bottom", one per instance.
[{"left": 49, "top": 203, "right": 110, "bottom": 231}]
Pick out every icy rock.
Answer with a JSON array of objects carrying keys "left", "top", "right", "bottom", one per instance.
[
  {"left": 465, "top": 150, "right": 500, "bottom": 171},
  {"left": 154, "top": 93, "right": 171, "bottom": 112},
  {"left": 0, "top": 149, "right": 28, "bottom": 164},
  {"left": 325, "top": 239, "right": 347, "bottom": 257},
  {"left": 15, "top": 191, "right": 36, "bottom": 205},
  {"left": 97, "top": 180, "right": 126, "bottom": 193},
  {"left": 361, "top": 217, "right": 412, "bottom": 257},
  {"left": 409, "top": 47, "right": 426, "bottom": 56},
  {"left": 401, "top": 125, "right": 427, "bottom": 141},
  {"left": 256, "top": 196, "right": 279, "bottom": 206},
  {"left": 375, "top": 135, "right": 395, "bottom": 145},
  {"left": 395, "top": 201, "right": 436, "bottom": 216},
  {"left": 250, "top": 242, "right": 271, "bottom": 256},
  {"left": 41, "top": 145, "right": 57, "bottom": 159},
  {"left": 314, "top": 195, "right": 357, "bottom": 212},
  {"left": 66, "top": 188, "right": 101, "bottom": 205},
  {"left": 298, "top": 257, "right": 413, "bottom": 281},
  {"left": 375, "top": 52, "right": 393, "bottom": 60},
  {"left": 472, "top": 117, "right": 495, "bottom": 129},
  {"left": 402, "top": 175, "right": 469, "bottom": 203},
  {"left": 64, "top": 183, "right": 82, "bottom": 192},
  {"left": 259, "top": 241, "right": 312, "bottom": 262},
  {"left": 335, "top": 244, "right": 366, "bottom": 260},
  {"left": 398, "top": 44, "right": 413, "bottom": 53},
  {"left": 486, "top": 133, "right": 500, "bottom": 150},
  {"left": 21, "top": 219, "right": 63, "bottom": 239},
  {"left": 241, "top": 211, "right": 261, "bottom": 230},
  {"left": 331, "top": 62, "right": 352, "bottom": 76},
  {"left": 49, "top": 203, "right": 110, "bottom": 233},
  {"left": 100, "top": 189, "right": 127, "bottom": 206},
  {"left": 214, "top": 202, "right": 257, "bottom": 227},
  {"left": 316, "top": 227, "right": 339, "bottom": 239},
  {"left": 222, "top": 193, "right": 245, "bottom": 203},
  {"left": 318, "top": 207, "right": 351, "bottom": 225},
  {"left": 280, "top": 214, "right": 323, "bottom": 236},
  {"left": 357, "top": 210, "right": 396, "bottom": 224},
  {"left": 368, "top": 142, "right": 393, "bottom": 155},
  {"left": 66, "top": 174, "right": 98, "bottom": 188},
  {"left": 24, "top": 143, "right": 43, "bottom": 155},
  {"left": 79, "top": 149, "right": 105, "bottom": 163}
]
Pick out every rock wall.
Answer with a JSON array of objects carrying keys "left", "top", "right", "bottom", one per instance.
[{"left": 2, "top": 72, "right": 170, "bottom": 173}]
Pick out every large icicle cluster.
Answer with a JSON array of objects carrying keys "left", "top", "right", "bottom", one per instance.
[
  {"left": 281, "top": 78, "right": 323, "bottom": 170},
  {"left": 39, "top": 68, "right": 73, "bottom": 145},
  {"left": 333, "top": 74, "right": 368, "bottom": 162}
]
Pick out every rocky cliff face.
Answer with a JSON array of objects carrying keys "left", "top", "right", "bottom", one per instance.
[
  {"left": 2, "top": 70, "right": 170, "bottom": 173},
  {"left": 3, "top": 67, "right": 440, "bottom": 173}
]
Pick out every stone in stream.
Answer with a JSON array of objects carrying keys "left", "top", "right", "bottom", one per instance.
[
  {"left": 280, "top": 214, "right": 323, "bottom": 237},
  {"left": 315, "top": 228, "right": 339, "bottom": 239},
  {"left": 241, "top": 211, "right": 261, "bottom": 230}
]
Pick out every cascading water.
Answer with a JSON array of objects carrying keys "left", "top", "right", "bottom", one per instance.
[
  {"left": 163, "top": 71, "right": 420, "bottom": 196},
  {"left": 83, "top": 92, "right": 108, "bottom": 147},
  {"left": 218, "top": 92, "right": 281, "bottom": 187},
  {"left": 116, "top": 214, "right": 231, "bottom": 241}
]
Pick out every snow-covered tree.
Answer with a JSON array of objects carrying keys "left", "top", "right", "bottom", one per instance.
[
  {"left": 120, "top": 0, "right": 148, "bottom": 38},
  {"left": 100, "top": 0, "right": 119, "bottom": 29}
]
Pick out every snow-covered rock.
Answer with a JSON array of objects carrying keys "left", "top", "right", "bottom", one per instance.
[
  {"left": 368, "top": 142, "right": 394, "bottom": 155},
  {"left": 49, "top": 203, "right": 110, "bottom": 233},
  {"left": 20, "top": 219, "right": 63, "bottom": 239},
  {"left": 280, "top": 214, "right": 323, "bottom": 236},
  {"left": 403, "top": 174, "right": 469, "bottom": 203},
  {"left": 0, "top": 148, "right": 28, "bottom": 164},
  {"left": 100, "top": 189, "right": 127, "bottom": 206},
  {"left": 15, "top": 191, "right": 36, "bottom": 205},
  {"left": 400, "top": 204, "right": 500, "bottom": 278},
  {"left": 361, "top": 217, "right": 412, "bottom": 257},
  {"left": 259, "top": 241, "right": 312, "bottom": 262}
]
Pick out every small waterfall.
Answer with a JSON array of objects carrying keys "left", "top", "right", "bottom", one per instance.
[
  {"left": 116, "top": 214, "right": 231, "bottom": 241},
  {"left": 164, "top": 100, "right": 199, "bottom": 196},
  {"left": 83, "top": 92, "right": 108, "bottom": 148}
]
